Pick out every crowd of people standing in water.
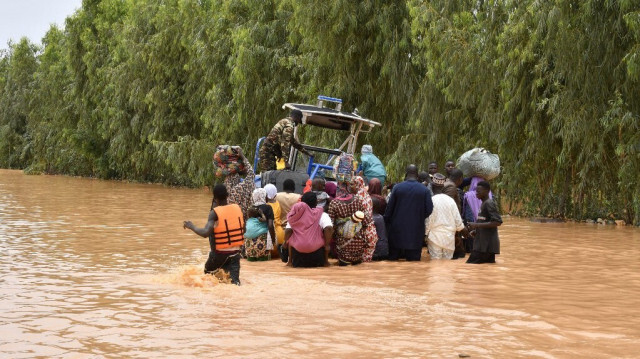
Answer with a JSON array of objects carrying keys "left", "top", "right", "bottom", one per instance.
[{"left": 184, "top": 140, "right": 502, "bottom": 285}]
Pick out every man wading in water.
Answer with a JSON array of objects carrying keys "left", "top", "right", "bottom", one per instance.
[
  {"left": 384, "top": 165, "right": 434, "bottom": 261},
  {"left": 183, "top": 184, "right": 245, "bottom": 285},
  {"left": 466, "top": 180, "right": 502, "bottom": 264}
]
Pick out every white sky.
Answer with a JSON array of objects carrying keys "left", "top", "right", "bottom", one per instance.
[{"left": 0, "top": 0, "right": 83, "bottom": 50}]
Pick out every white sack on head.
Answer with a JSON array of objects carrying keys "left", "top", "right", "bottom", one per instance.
[{"left": 456, "top": 147, "right": 500, "bottom": 180}]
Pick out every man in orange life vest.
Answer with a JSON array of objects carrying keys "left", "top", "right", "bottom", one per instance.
[{"left": 183, "top": 184, "right": 245, "bottom": 285}]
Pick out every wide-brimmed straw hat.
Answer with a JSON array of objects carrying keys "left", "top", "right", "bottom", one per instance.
[{"left": 352, "top": 211, "right": 365, "bottom": 223}]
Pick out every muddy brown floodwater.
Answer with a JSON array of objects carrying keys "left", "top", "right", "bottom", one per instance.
[{"left": 1, "top": 169, "right": 640, "bottom": 358}]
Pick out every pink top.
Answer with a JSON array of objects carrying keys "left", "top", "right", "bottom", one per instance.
[{"left": 287, "top": 202, "right": 325, "bottom": 253}]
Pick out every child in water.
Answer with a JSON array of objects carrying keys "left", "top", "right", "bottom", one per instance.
[{"left": 466, "top": 180, "right": 502, "bottom": 264}]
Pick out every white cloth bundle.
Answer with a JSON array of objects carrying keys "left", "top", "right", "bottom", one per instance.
[{"left": 457, "top": 147, "right": 500, "bottom": 180}]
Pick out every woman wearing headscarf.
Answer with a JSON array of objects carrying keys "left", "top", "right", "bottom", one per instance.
[
  {"left": 285, "top": 192, "right": 334, "bottom": 267},
  {"left": 265, "top": 184, "right": 284, "bottom": 259},
  {"left": 328, "top": 178, "right": 367, "bottom": 266},
  {"left": 325, "top": 181, "right": 337, "bottom": 199},
  {"left": 351, "top": 176, "right": 378, "bottom": 262},
  {"left": 244, "top": 188, "right": 276, "bottom": 261},
  {"left": 221, "top": 147, "right": 255, "bottom": 219},
  {"left": 370, "top": 188, "right": 389, "bottom": 260},
  {"left": 359, "top": 144, "right": 386, "bottom": 184},
  {"left": 367, "top": 177, "right": 387, "bottom": 214}
]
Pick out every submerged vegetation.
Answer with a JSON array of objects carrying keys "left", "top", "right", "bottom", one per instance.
[{"left": 1, "top": 0, "right": 639, "bottom": 224}]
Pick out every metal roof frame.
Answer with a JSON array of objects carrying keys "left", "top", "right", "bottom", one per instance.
[{"left": 282, "top": 97, "right": 381, "bottom": 157}]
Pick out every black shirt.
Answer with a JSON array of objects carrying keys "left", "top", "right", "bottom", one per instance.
[
  {"left": 473, "top": 199, "right": 502, "bottom": 254},
  {"left": 257, "top": 204, "right": 274, "bottom": 221}
]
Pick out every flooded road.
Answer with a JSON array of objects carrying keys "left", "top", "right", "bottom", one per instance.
[{"left": 1, "top": 169, "right": 639, "bottom": 358}]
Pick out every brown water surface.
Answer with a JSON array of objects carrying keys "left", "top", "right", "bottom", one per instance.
[{"left": 1, "top": 169, "right": 639, "bottom": 358}]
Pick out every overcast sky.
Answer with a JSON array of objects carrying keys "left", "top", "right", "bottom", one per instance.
[{"left": 0, "top": 0, "right": 83, "bottom": 50}]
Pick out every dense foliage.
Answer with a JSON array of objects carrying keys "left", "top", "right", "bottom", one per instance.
[{"left": 1, "top": 0, "right": 639, "bottom": 224}]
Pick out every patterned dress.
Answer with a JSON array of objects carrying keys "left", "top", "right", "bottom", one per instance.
[
  {"left": 353, "top": 176, "right": 378, "bottom": 262},
  {"left": 328, "top": 196, "right": 367, "bottom": 264},
  {"left": 224, "top": 161, "right": 255, "bottom": 219},
  {"left": 244, "top": 192, "right": 272, "bottom": 261},
  {"left": 245, "top": 233, "right": 269, "bottom": 260}
]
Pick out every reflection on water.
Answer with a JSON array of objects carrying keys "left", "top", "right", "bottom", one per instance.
[{"left": 1, "top": 169, "right": 639, "bottom": 358}]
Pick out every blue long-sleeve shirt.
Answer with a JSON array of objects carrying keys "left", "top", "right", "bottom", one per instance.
[
  {"left": 384, "top": 179, "right": 433, "bottom": 250},
  {"left": 360, "top": 153, "right": 386, "bottom": 179}
]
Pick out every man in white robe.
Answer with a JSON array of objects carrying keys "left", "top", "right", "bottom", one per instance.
[{"left": 425, "top": 174, "right": 466, "bottom": 259}]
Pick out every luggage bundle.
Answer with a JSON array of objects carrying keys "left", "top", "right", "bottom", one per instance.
[
  {"left": 457, "top": 147, "right": 501, "bottom": 180},
  {"left": 333, "top": 153, "right": 355, "bottom": 183},
  {"left": 212, "top": 145, "right": 247, "bottom": 178}
]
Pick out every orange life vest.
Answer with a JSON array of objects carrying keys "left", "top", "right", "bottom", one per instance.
[{"left": 213, "top": 204, "right": 245, "bottom": 249}]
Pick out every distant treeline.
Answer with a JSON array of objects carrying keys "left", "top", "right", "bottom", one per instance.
[{"left": 1, "top": 0, "right": 639, "bottom": 224}]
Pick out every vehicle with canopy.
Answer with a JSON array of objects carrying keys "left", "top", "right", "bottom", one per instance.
[{"left": 253, "top": 96, "right": 381, "bottom": 184}]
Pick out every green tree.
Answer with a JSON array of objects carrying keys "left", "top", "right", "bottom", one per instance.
[
  {"left": 287, "top": 0, "right": 416, "bottom": 160},
  {"left": 2, "top": 0, "right": 640, "bottom": 224},
  {"left": 0, "top": 38, "right": 38, "bottom": 168}
]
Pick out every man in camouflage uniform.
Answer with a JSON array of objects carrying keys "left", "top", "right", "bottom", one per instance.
[{"left": 259, "top": 109, "right": 311, "bottom": 172}]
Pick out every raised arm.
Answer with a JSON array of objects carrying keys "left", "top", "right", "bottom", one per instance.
[
  {"left": 183, "top": 210, "right": 217, "bottom": 238},
  {"left": 281, "top": 124, "right": 310, "bottom": 159},
  {"left": 235, "top": 147, "right": 255, "bottom": 183}
]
